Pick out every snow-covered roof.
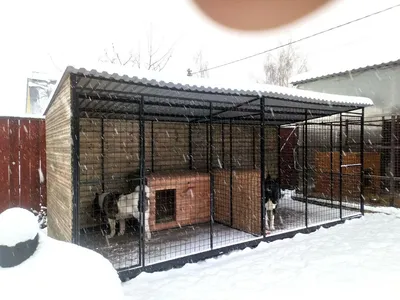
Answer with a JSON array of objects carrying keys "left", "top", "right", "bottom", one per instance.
[
  {"left": 45, "top": 63, "right": 373, "bottom": 125},
  {"left": 28, "top": 71, "right": 58, "bottom": 82},
  {"left": 290, "top": 55, "right": 400, "bottom": 85}
]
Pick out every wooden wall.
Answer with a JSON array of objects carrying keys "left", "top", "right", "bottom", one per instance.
[
  {"left": 79, "top": 120, "right": 193, "bottom": 227},
  {"left": 214, "top": 169, "right": 261, "bottom": 235},
  {"left": 79, "top": 118, "right": 103, "bottom": 224},
  {"left": 79, "top": 117, "right": 279, "bottom": 229},
  {"left": 314, "top": 152, "right": 381, "bottom": 200},
  {"left": 152, "top": 122, "right": 189, "bottom": 171},
  {"left": 192, "top": 123, "right": 208, "bottom": 170},
  {"left": 46, "top": 77, "right": 73, "bottom": 242},
  {"left": 191, "top": 123, "right": 278, "bottom": 175}
]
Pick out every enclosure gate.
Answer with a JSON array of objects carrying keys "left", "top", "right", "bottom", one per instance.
[{"left": 298, "top": 110, "right": 365, "bottom": 220}]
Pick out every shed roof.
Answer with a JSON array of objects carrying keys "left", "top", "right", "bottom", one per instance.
[
  {"left": 44, "top": 64, "right": 373, "bottom": 125},
  {"left": 290, "top": 55, "right": 400, "bottom": 85}
]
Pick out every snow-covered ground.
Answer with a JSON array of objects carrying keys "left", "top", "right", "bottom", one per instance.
[
  {"left": 294, "top": 193, "right": 400, "bottom": 218},
  {"left": 0, "top": 208, "right": 125, "bottom": 300},
  {"left": 123, "top": 209, "right": 400, "bottom": 300},
  {"left": 4, "top": 196, "right": 399, "bottom": 300},
  {"left": 24, "top": 191, "right": 397, "bottom": 300},
  {"left": 361, "top": 205, "right": 400, "bottom": 217}
]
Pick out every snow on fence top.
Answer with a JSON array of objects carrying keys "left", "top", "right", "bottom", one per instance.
[
  {"left": 0, "top": 114, "right": 45, "bottom": 119},
  {"left": 290, "top": 54, "right": 400, "bottom": 85},
  {"left": 45, "top": 63, "right": 374, "bottom": 115}
]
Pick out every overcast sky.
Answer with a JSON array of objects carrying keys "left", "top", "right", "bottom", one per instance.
[{"left": 0, "top": 0, "right": 399, "bottom": 115}]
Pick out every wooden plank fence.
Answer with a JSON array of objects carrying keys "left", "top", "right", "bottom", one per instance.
[
  {"left": 0, "top": 116, "right": 299, "bottom": 214},
  {"left": 0, "top": 117, "right": 46, "bottom": 213}
]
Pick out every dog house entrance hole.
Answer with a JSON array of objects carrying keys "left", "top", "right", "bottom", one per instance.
[{"left": 155, "top": 189, "right": 176, "bottom": 223}]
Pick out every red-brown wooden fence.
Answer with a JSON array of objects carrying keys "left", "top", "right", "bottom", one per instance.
[
  {"left": 0, "top": 116, "right": 46, "bottom": 213},
  {"left": 0, "top": 116, "right": 299, "bottom": 213}
]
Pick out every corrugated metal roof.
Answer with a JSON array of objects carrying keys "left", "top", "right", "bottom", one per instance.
[
  {"left": 45, "top": 64, "right": 373, "bottom": 116},
  {"left": 290, "top": 56, "right": 400, "bottom": 85}
]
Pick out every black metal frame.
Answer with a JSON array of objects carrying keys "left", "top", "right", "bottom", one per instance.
[
  {"left": 70, "top": 74, "right": 80, "bottom": 245},
  {"left": 77, "top": 93, "right": 349, "bottom": 125},
  {"left": 260, "top": 97, "right": 266, "bottom": 237},
  {"left": 209, "top": 102, "right": 214, "bottom": 250},
  {"left": 100, "top": 118, "right": 105, "bottom": 192},
  {"left": 304, "top": 109, "right": 308, "bottom": 227},
  {"left": 206, "top": 123, "right": 209, "bottom": 172},
  {"left": 68, "top": 73, "right": 368, "bottom": 281},
  {"left": 360, "top": 108, "right": 365, "bottom": 214},
  {"left": 151, "top": 121, "right": 155, "bottom": 172},
  {"left": 74, "top": 73, "right": 353, "bottom": 110},
  {"left": 252, "top": 126, "right": 256, "bottom": 169},
  {"left": 189, "top": 123, "right": 193, "bottom": 170},
  {"left": 229, "top": 119, "right": 233, "bottom": 227},
  {"left": 139, "top": 95, "right": 146, "bottom": 267},
  {"left": 221, "top": 124, "right": 225, "bottom": 169},
  {"left": 390, "top": 114, "right": 396, "bottom": 207},
  {"left": 277, "top": 125, "right": 281, "bottom": 186},
  {"left": 330, "top": 123, "right": 333, "bottom": 207},
  {"left": 339, "top": 113, "right": 343, "bottom": 219}
]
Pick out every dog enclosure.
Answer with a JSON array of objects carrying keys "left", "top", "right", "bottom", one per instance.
[{"left": 44, "top": 65, "right": 372, "bottom": 280}]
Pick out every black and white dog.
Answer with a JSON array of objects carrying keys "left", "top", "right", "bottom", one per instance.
[
  {"left": 265, "top": 174, "right": 283, "bottom": 231},
  {"left": 92, "top": 185, "right": 151, "bottom": 240}
]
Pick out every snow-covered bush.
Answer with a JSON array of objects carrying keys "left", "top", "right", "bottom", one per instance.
[
  {"left": 30, "top": 205, "right": 47, "bottom": 229},
  {"left": 0, "top": 207, "right": 124, "bottom": 299}
]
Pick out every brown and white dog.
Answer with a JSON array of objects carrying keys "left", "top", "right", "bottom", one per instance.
[{"left": 92, "top": 185, "right": 151, "bottom": 240}]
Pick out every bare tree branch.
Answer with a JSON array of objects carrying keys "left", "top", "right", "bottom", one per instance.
[
  {"left": 146, "top": 25, "right": 175, "bottom": 71},
  {"left": 149, "top": 46, "right": 174, "bottom": 71},
  {"left": 122, "top": 52, "right": 133, "bottom": 66},
  {"left": 147, "top": 26, "right": 154, "bottom": 70},
  {"left": 99, "top": 27, "right": 175, "bottom": 72},
  {"left": 192, "top": 50, "right": 209, "bottom": 78},
  {"left": 136, "top": 41, "right": 141, "bottom": 69},
  {"left": 112, "top": 43, "right": 123, "bottom": 65},
  {"left": 262, "top": 42, "right": 307, "bottom": 86}
]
